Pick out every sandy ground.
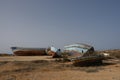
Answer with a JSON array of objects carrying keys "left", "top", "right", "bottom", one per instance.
[
  {"left": 0, "top": 56, "right": 120, "bottom": 80},
  {"left": 0, "top": 56, "right": 54, "bottom": 61}
]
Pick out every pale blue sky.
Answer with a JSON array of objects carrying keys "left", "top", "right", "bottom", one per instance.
[{"left": 0, "top": 0, "right": 120, "bottom": 53}]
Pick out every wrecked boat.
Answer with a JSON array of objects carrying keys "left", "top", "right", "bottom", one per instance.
[
  {"left": 63, "top": 43, "right": 109, "bottom": 64},
  {"left": 46, "top": 46, "right": 61, "bottom": 58},
  {"left": 11, "top": 47, "right": 47, "bottom": 56},
  {"left": 64, "top": 43, "right": 94, "bottom": 57}
]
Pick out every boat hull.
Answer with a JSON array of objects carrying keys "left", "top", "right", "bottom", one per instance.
[
  {"left": 11, "top": 47, "right": 47, "bottom": 56},
  {"left": 72, "top": 55, "right": 105, "bottom": 66}
]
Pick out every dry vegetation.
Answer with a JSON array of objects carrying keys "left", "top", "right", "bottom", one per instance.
[
  {"left": 0, "top": 49, "right": 120, "bottom": 80},
  {"left": 0, "top": 58, "right": 120, "bottom": 80},
  {"left": 97, "top": 49, "right": 120, "bottom": 59},
  {"left": 104, "top": 49, "right": 120, "bottom": 59}
]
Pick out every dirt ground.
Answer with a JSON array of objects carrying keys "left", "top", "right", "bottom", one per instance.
[{"left": 0, "top": 56, "right": 120, "bottom": 80}]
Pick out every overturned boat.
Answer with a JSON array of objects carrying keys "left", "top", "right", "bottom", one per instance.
[
  {"left": 63, "top": 43, "right": 109, "bottom": 65},
  {"left": 11, "top": 47, "right": 47, "bottom": 56},
  {"left": 64, "top": 43, "right": 94, "bottom": 57}
]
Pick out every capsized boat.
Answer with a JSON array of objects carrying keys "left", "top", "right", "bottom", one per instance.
[
  {"left": 64, "top": 43, "right": 95, "bottom": 57},
  {"left": 63, "top": 43, "right": 110, "bottom": 64}
]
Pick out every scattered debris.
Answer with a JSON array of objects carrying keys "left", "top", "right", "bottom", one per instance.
[
  {"left": 10, "top": 43, "right": 114, "bottom": 65},
  {"left": 63, "top": 43, "right": 111, "bottom": 65}
]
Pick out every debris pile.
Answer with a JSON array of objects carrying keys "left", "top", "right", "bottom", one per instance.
[{"left": 11, "top": 43, "right": 112, "bottom": 65}]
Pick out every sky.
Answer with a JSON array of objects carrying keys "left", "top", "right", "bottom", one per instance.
[{"left": 0, "top": 0, "right": 120, "bottom": 53}]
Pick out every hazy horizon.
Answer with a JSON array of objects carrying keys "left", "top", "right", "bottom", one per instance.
[{"left": 0, "top": 0, "right": 120, "bottom": 53}]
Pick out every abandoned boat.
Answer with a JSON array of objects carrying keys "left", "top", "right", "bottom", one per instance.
[
  {"left": 63, "top": 43, "right": 108, "bottom": 64},
  {"left": 11, "top": 47, "right": 47, "bottom": 56},
  {"left": 64, "top": 43, "right": 95, "bottom": 57}
]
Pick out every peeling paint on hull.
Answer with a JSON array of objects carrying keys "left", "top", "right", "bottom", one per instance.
[{"left": 11, "top": 47, "right": 47, "bottom": 56}]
